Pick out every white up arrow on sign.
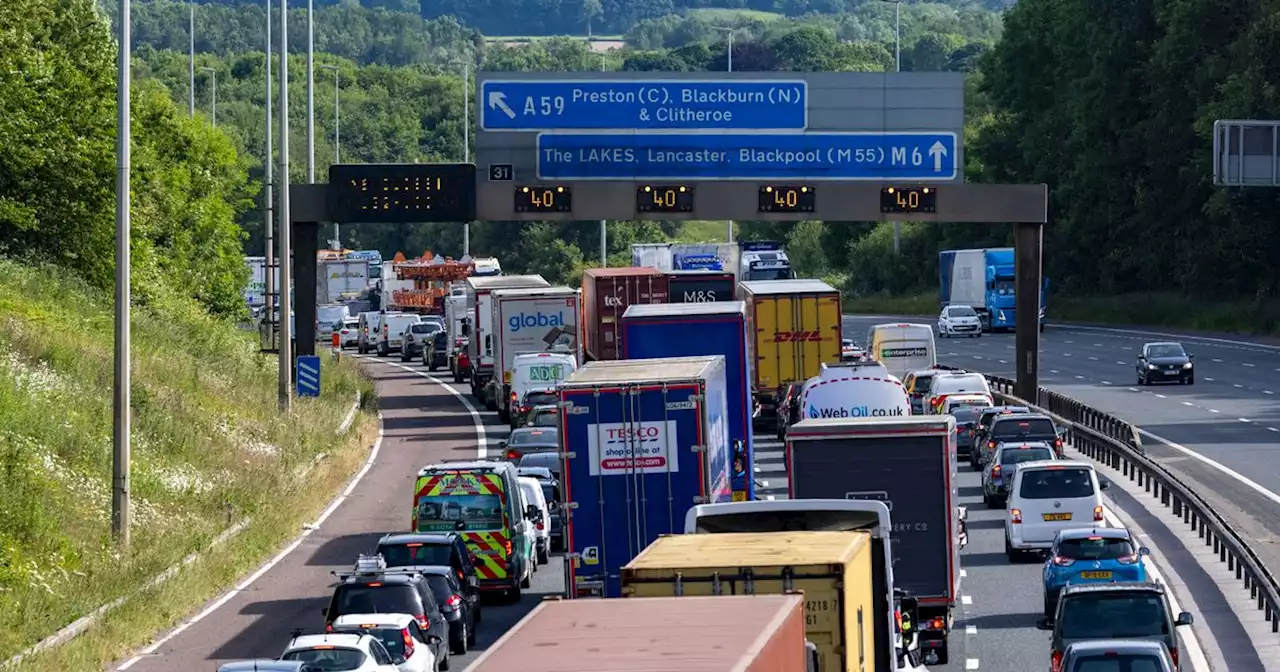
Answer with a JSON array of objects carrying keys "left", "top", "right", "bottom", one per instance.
[
  {"left": 488, "top": 91, "right": 516, "bottom": 120},
  {"left": 929, "top": 141, "right": 948, "bottom": 172}
]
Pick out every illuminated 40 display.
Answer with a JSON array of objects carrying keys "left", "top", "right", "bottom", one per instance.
[{"left": 515, "top": 185, "right": 572, "bottom": 213}]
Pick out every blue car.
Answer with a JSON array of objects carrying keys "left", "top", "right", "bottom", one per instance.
[{"left": 1042, "top": 527, "right": 1150, "bottom": 619}]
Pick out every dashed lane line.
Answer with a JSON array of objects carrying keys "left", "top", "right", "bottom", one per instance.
[
  {"left": 961, "top": 595, "right": 973, "bottom": 606},
  {"left": 966, "top": 659, "right": 980, "bottom": 670}
]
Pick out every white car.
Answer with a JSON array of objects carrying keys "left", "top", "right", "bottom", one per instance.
[
  {"left": 327, "top": 615, "right": 442, "bottom": 672},
  {"left": 937, "top": 305, "right": 982, "bottom": 338},
  {"left": 280, "top": 632, "right": 404, "bottom": 671},
  {"left": 942, "top": 393, "right": 992, "bottom": 415},
  {"left": 923, "top": 371, "right": 992, "bottom": 415},
  {"left": 338, "top": 318, "right": 360, "bottom": 348},
  {"left": 1005, "top": 460, "right": 1110, "bottom": 561},
  {"left": 518, "top": 476, "right": 552, "bottom": 564},
  {"left": 840, "top": 338, "right": 865, "bottom": 361}
]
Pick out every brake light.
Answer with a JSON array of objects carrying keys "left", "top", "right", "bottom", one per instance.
[
  {"left": 1093, "top": 505, "right": 1104, "bottom": 521},
  {"left": 405, "top": 542, "right": 423, "bottom": 547},
  {"left": 988, "top": 440, "right": 996, "bottom": 449},
  {"left": 383, "top": 324, "right": 389, "bottom": 334},
  {"left": 506, "top": 449, "right": 521, "bottom": 460},
  {"left": 1170, "top": 648, "right": 1178, "bottom": 668},
  {"left": 1051, "top": 650, "right": 1063, "bottom": 672},
  {"left": 536, "top": 519, "right": 545, "bottom": 530},
  {"left": 1052, "top": 555, "right": 1075, "bottom": 566},
  {"left": 928, "top": 617, "right": 945, "bottom": 630},
  {"left": 504, "top": 539, "right": 513, "bottom": 555},
  {"left": 1116, "top": 553, "right": 1139, "bottom": 565},
  {"left": 446, "top": 594, "right": 463, "bottom": 609},
  {"left": 894, "top": 608, "right": 903, "bottom": 630},
  {"left": 414, "top": 613, "right": 429, "bottom": 629},
  {"left": 991, "top": 465, "right": 1002, "bottom": 478},
  {"left": 402, "top": 627, "right": 415, "bottom": 657},
  {"left": 324, "top": 622, "right": 333, "bottom": 632},
  {"left": 1010, "top": 508, "right": 1022, "bottom": 524},
  {"left": 510, "top": 391, "right": 518, "bottom": 402},
  {"left": 1054, "top": 437, "right": 1063, "bottom": 449}
]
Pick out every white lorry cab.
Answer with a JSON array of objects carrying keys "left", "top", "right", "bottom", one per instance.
[
  {"left": 866, "top": 323, "right": 937, "bottom": 381},
  {"left": 798, "top": 361, "right": 911, "bottom": 421}
]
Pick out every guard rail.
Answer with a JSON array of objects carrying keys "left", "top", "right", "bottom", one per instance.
[{"left": 942, "top": 365, "right": 1280, "bottom": 633}]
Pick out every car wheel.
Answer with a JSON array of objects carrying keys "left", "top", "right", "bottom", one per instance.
[
  {"left": 1137, "top": 372, "right": 1145, "bottom": 386},
  {"left": 521, "top": 570, "right": 532, "bottom": 589},
  {"left": 1005, "top": 535, "right": 1017, "bottom": 562},
  {"left": 439, "top": 649, "right": 450, "bottom": 671},
  {"left": 506, "top": 584, "right": 522, "bottom": 604},
  {"left": 1186, "top": 375, "right": 1195, "bottom": 385},
  {"left": 467, "top": 615, "right": 478, "bottom": 645},
  {"left": 450, "top": 621, "right": 468, "bottom": 655},
  {"left": 429, "top": 359, "right": 438, "bottom": 372},
  {"left": 1044, "top": 593, "right": 1056, "bottom": 620},
  {"left": 400, "top": 349, "right": 409, "bottom": 362}
]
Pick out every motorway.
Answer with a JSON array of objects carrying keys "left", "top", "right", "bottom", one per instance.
[{"left": 112, "top": 333, "right": 1262, "bottom": 672}]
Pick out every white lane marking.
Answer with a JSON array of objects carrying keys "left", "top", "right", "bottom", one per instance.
[
  {"left": 1208, "top": 409, "right": 1221, "bottom": 414},
  {"left": 1057, "top": 323, "right": 1280, "bottom": 351},
  {"left": 1049, "top": 369, "right": 1060, "bottom": 374},
  {"left": 1182, "top": 401, "right": 1194, "bottom": 406},
  {"left": 1239, "top": 418, "right": 1251, "bottom": 423},
  {"left": 1066, "top": 340, "right": 1075, "bottom": 344},
  {"left": 998, "top": 359, "right": 1008, "bottom": 364},
  {"left": 1075, "top": 375, "right": 1085, "bottom": 380},
  {"left": 966, "top": 659, "right": 980, "bottom": 670},
  {"left": 1088, "top": 356, "right": 1099, "bottom": 361},
  {"left": 1115, "top": 360, "right": 1126, "bottom": 365},
  {"left": 1102, "top": 510, "right": 1211, "bottom": 672},
  {"left": 116, "top": 415, "right": 387, "bottom": 670},
  {"left": 965, "top": 625, "right": 977, "bottom": 635},
  {"left": 379, "top": 359, "right": 488, "bottom": 457},
  {"left": 1093, "top": 343, "right": 1103, "bottom": 347},
  {"left": 972, "top": 355, "right": 984, "bottom": 360},
  {"left": 1155, "top": 394, "right": 1166, "bottom": 399},
  {"left": 1243, "top": 363, "right": 1256, "bottom": 367},
  {"left": 1212, "top": 358, "right": 1224, "bottom": 363},
  {"left": 961, "top": 594, "right": 973, "bottom": 605},
  {"left": 1101, "top": 380, "right": 1113, "bottom": 385},
  {"left": 1204, "top": 377, "right": 1215, "bottom": 382},
  {"left": 1269, "top": 427, "right": 1280, "bottom": 433},
  {"left": 1138, "top": 430, "right": 1280, "bottom": 507},
  {"left": 1062, "top": 353, "right": 1073, "bottom": 357},
  {"left": 1128, "top": 387, "right": 1139, "bottom": 392},
  {"left": 1233, "top": 384, "right": 1243, "bottom": 388},
  {"left": 1265, "top": 391, "right": 1275, "bottom": 395}
]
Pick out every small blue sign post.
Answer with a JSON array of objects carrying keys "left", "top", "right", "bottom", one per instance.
[
  {"left": 480, "top": 79, "right": 807, "bottom": 132},
  {"left": 297, "top": 355, "right": 321, "bottom": 397},
  {"left": 535, "top": 132, "right": 958, "bottom": 181}
]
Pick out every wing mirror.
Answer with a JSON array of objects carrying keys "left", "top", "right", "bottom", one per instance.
[
  {"left": 1099, "top": 479, "right": 1111, "bottom": 491},
  {"left": 1175, "top": 611, "right": 1194, "bottom": 626},
  {"left": 1138, "top": 546, "right": 1151, "bottom": 556},
  {"left": 319, "top": 607, "right": 328, "bottom": 618},
  {"left": 1188, "top": 353, "right": 1195, "bottom": 360},
  {"left": 498, "top": 440, "right": 507, "bottom": 450}
]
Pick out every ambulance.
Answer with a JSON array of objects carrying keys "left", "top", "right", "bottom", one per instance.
[{"left": 411, "top": 460, "right": 536, "bottom": 602}]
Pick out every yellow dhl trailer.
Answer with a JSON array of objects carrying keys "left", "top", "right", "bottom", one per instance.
[
  {"left": 620, "top": 530, "right": 877, "bottom": 672},
  {"left": 738, "top": 279, "right": 842, "bottom": 424}
]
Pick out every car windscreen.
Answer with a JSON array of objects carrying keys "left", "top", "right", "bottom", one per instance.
[
  {"left": 992, "top": 417, "right": 1057, "bottom": 440},
  {"left": 415, "top": 493, "right": 505, "bottom": 532},
  {"left": 1070, "top": 653, "right": 1167, "bottom": 671},
  {"left": 331, "top": 584, "right": 422, "bottom": 619},
  {"left": 1059, "top": 592, "right": 1170, "bottom": 640},
  {"left": 281, "top": 647, "right": 366, "bottom": 670},
  {"left": 522, "top": 392, "right": 558, "bottom": 407},
  {"left": 508, "top": 429, "right": 558, "bottom": 446},
  {"left": 1019, "top": 467, "right": 1095, "bottom": 499},
  {"left": 1059, "top": 536, "right": 1137, "bottom": 561},
  {"left": 999, "top": 447, "right": 1054, "bottom": 465},
  {"left": 948, "top": 306, "right": 977, "bottom": 317},
  {"left": 377, "top": 542, "right": 452, "bottom": 567},
  {"left": 330, "top": 626, "right": 405, "bottom": 659},
  {"left": 1146, "top": 344, "right": 1185, "bottom": 358}
]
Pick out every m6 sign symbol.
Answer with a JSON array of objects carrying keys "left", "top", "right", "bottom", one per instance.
[{"left": 774, "top": 330, "right": 823, "bottom": 343}]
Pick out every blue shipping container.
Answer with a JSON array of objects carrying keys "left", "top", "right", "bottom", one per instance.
[
  {"left": 559, "top": 356, "right": 732, "bottom": 598},
  {"left": 620, "top": 302, "right": 755, "bottom": 500}
]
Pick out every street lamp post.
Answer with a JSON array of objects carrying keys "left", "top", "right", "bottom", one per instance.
[
  {"left": 199, "top": 66, "right": 217, "bottom": 126},
  {"left": 450, "top": 60, "right": 471, "bottom": 255},
  {"left": 264, "top": 0, "right": 275, "bottom": 342},
  {"left": 188, "top": 1, "right": 195, "bottom": 116},
  {"left": 279, "top": 0, "right": 293, "bottom": 410},
  {"left": 880, "top": 0, "right": 903, "bottom": 254},
  {"left": 714, "top": 27, "right": 736, "bottom": 243},
  {"left": 114, "top": 0, "right": 133, "bottom": 550},
  {"left": 306, "top": 0, "right": 315, "bottom": 184},
  {"left": 319, "top": 63, "right": 340, "bottom": 246}
]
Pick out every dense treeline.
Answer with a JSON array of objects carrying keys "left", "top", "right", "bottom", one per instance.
[{"left": 1, "top": 0, "right": 252, "bottom": 316}]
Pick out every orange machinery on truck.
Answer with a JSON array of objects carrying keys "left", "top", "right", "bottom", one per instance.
[{"left": 386, "top": 251, "right": 474, "bottom": 315}]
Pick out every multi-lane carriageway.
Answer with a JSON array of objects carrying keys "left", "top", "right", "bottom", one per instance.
[{"left": 111, "top": 320, "right": 1280, "bottom": 672}]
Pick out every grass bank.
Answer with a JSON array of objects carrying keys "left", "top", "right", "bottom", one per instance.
[
  {"left": 0, "top": 259, "right": 378, "bottom": 669},
  {"left": 841, "top": 290, "right": 1280, "bottom": 336}
]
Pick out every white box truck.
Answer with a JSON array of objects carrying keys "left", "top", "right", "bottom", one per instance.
[
  {"left": 464, "top": 275, "right": 550, "bottom": 408},
  {"left": 488, "top": 286, "right": 580, "bottom": 422}
]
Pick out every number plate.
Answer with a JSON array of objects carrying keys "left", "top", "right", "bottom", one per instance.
[
  {"left": 1042, "top": 512, "right": 1073, "bottom": 521},
  {"left": 1079, "top": 571, "right": 1112, "bottom": 579},
  {"left": 529, "top": 365, "right": 564, "bottom": 382}
]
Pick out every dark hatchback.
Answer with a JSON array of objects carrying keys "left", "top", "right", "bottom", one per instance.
[
  {"left": 1137, "top": 341, "right": 1194, "bottom": 386},
  {"left": 375, "top": 532, "right": 483, "bottom": 621},
  {"left": 424, "top": 330, "right": 449, "bottom": 371},
  {"left": 518, "top": 467, "right": 564, "bottom": 552},
  {"left": 499, "top": 427, "right": 559, "bottom": 462},
  {"left": 513, "top": 390, "right": 559, "bottom": 429},
  {"left": 951, "top": 406, "right": 985, "bottom": 460},
  {"left": 322, "top": 559, "right": 450, "bottom": 668},
  {"left": 984, "top": 412, "right": 1062, "bottom": 462},
  {"left": 517, "top": 451, "right": 562, "bottom": 479},
  {"left": 1043, "top": 582, "right": 1193, "bottom": 672},
  {"left": 417, "top": 565, "right": 479, "bottom": 654}
]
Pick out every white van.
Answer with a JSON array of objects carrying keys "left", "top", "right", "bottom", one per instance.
[
  {"left": 517, "top": 476, "right": 551, "bottom": 565},
  {"left": 1005, "top": 461, "right": 1109, "bottom": 559},
  {"left": 923, "top": 372, "right": 993, "bottom": 415},
  {"left": 508, "top": 351, "right": 577, "bottom": 412},
  {"left": 798, "top": 361, "right": 911, "bottom": 421},
  {"left": 866, "top": 323, "right": 937, "bottom": 381},
  {"left": 375, "top": 313, "right": 420, "bottom": 356}
]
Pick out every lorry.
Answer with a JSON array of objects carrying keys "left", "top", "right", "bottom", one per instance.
[
  {"left": 463, "top": 274, "right": 550, "bottom": 407},
  {"left": 315, "top": 259, "right": 371, "bottom": 305},
  {"left": 937, "top": 248, "right": 1048, "bottom": 332},
  {"left": 738, "top": 240, "right": 796, "bottom": 281},
  {"left": 489, "top": 286, "right": 581, "bottom": 423},
  {"left": 668, "top": 269, "right": 735, "bottom": 303},
  {"left": 738, "top": 279, "right": 843, "bottom": 428},
  {"left": 631, "top": 241, "right": 797, "bottom": 282},
  {"left": 785, "top": 415, "right": 962, "bottom": 666},
  {"left": 681, "top": 499, "right": 928, "bottom": 671},
  {"left": 621, "top": 530, "right": 876, "bottom": 672},
  {"left": 463, "top": 594, "right": 811, "bottom": 672},
  {"left": 558, "top": 356, "right": 733, "bottom": 598},
  {"left": 620, "top": 301, "right": 755, "bottom": 501},
  {"left": 580, "top": 267, "right": 670, "bottom": 361}
]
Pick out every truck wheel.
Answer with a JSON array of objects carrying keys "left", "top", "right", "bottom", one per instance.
[
  {"left": 933, "top": 644, "right": 948, "bottom": 666},
  {"left": 497, "top": 406, "right": 509, "bottom": 423}
]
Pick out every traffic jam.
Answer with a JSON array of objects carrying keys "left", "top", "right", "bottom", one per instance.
[{"left": 222, "top": 247, "right": 1189, "bottom": 671}]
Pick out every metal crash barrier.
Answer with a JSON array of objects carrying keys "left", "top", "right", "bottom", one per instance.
[{"left": 937, "top": 365, "right": 1280, "bottom": 633}]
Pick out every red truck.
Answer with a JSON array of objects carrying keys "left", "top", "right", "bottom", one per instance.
[{"left": 581, "top": 267, "right": 669, "bottom": 361}]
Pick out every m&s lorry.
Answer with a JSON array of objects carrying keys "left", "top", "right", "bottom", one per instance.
[
  {"left": 488, "top": 286, "right": 581, "bottom": 423},
  {"left": 558, "top": 356, "right": 733, "bottom": 598},
  {"left": 937, "top": 248, "right": 1048, "bottom": 332},
  {"left": 620, "top": 301, "right": 755, "bottom": 501},
  {"left": 786, "top": 415, "right": 962, "bottom": 666},
  {"left": 463, "top": 275, "right": 549, "bottom": 408},
  {"left": 738, "top": 279, "right": 842, "bottom": 428}
]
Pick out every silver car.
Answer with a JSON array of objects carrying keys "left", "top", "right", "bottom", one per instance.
[{"left": 1059, "top": 639, "right": 1174, "bottom": 672}]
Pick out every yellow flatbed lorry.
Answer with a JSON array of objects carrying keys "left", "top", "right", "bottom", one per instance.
[
  {"left": 737, "top": 279, "right": 842, "bottom": 428},
  {"left": 622, "top": 530, "right": 904, "bottom": 672}
]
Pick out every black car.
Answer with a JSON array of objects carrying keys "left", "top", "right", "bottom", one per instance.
[
  {"left": 512, "top": 389, "right": 559, "bottom": 429},
  {"left": 971, "top": 405, "right": 1033, "bottom": 468},
  {"left": 1137, "top": 341, "right": 1194, "bottom": 385},
  {"left": 322, "top": 554, "right": 450, "bottom": 669},
  {"left": 1042, "top": 582, "right": 1193, "bottom": 671},
  {"left": 424, "top": 330, "right": 449, "bottom": 371},
  {"left": 376, "top": 532, "right": 483, "bottom": 623},
  {"left": 516, "top": 451, "right": 562, "bottom": 479},
  {"left": 950, "top": 406, "right": 985, "bottom": 460},
  {"left": 518, "top": 467, "right": 564, "bottom": 552},
  {"left": 985, "top": 413, "right": 1064, "bottom": 460},
  {"left": 417, "top": 565, "right": 479, "bottom": 654},
  {"left": 499, "top": 426, "right": 559, "bottom": 461}
]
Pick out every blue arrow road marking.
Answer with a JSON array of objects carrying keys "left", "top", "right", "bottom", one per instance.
[
  {"left": 535, "top": 131, "right": 958, "bottom": 181},
  {"left": 479, "top": 79, "right": 807, "bottom": 131}
]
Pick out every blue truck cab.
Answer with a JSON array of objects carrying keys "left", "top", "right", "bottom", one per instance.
[
  {"left": 938, "top": 248, "right": 1048, "bottom": 332},
  {"left": 619, "top": 301, "right": 754, "bottom": 500},
  {"left": 558, "top": 356, "right": 733, "bottom": 598}
]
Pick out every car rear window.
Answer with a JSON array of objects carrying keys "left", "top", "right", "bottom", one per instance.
[
  {"left": 1018, "top": 467, "right": 1095, "bottom": 499},
  {"left": 952, "top": 407, "right": 983, "bottom": 423},
  {"left": 331, "top": 583, "right": 423, "bottom": 619},
  {"left": 910, "top": 374, "right": 934, "bottom": 394},
  {"left": 282, "top": 647, "right": 367, "bottom": 670},
  {"left": 410, "top": 323, "right": 434, "bottom": 334},
  {"left": 517, "top": 452, "right": 561, "bottom": 476},
  {"left": 330, "top": 626, "right": 405, "bottom": 659},
  {"left": 377, "top": 542, "right": 452, "bottom": 568},
  {"left": 1070, "top": 653, "right": 1167, "bottom": 671},
  {"left": 531, "top": 411, "right": 558, "bottom": 427},
  {"left": 508, "top": 429, "right": 557, "bottom": 446},
  {"left": 1059, "top": 536, "right": 1137, "bottom": 561},
  {"left": 999, "top": 447, "right": 1054, "bottom": 465},
  {"left": 1059, "top": 592, "right": 1170, "bottom": 640},
  {"left": 423, "top": 575, "right": 455, "bottom": 603},
  {"left": 523, "top": 392, "right": 558, "bottom": 407},
  {"left": 992, "top": 417, "right": 1057, "bottom": 439}
]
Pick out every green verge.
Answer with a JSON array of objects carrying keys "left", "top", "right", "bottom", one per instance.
[
  {"left": 841, "top": 290, "right": 1280, "bottom": 336},
  {"left": 0, "top": 259, "right": 378, "bottom": 669}
]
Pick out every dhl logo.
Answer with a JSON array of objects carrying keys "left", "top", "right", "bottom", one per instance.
[{"left": 774, "top": 330, "right": 824, "bottom": 342}]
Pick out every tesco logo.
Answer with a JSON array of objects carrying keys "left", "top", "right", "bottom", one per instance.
[
  {"left": 508, "top": 311, "right": 566, "bottom": 333},
  {"left": 605, "top": 426, "right": 660, "bottom": 443}
]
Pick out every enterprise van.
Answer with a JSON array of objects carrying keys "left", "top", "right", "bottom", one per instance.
[{"left": 866, "top": 323, "right": 937, "bottom": 381}]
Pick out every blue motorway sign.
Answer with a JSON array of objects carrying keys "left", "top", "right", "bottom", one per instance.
[
  {"left": 535, "top": 132, "right": 958, "bottom": 181},
  {"left": 480, "top": 79, "right": 807, "bottom": 132}
]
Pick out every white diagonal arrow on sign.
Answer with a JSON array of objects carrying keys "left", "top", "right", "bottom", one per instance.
[
  {"left": 487, "top": 91, "right": 516, "bottom": 120},
  {"left": 929, "top": 141, "right": 948, "bottom": 172}
]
